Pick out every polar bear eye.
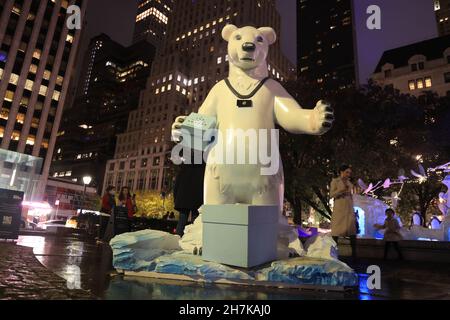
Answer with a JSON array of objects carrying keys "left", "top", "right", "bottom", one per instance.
[
  {"left": 235, "top": 35, "right": 242, "bottom": 41},
  {"left": 256, "top": 36, "right": 264, "bottom": 43}
]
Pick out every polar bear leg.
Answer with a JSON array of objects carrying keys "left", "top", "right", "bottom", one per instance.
[{"left": 204, "top": 166, "right": 233, "bottom": 205}]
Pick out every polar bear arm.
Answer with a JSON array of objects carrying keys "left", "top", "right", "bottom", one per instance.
[
  {"left": 198, "top": 83, "right": 219, "bottom": 117},
  {"left": 271, "top": 81, "right": 318, "bottom": 135}
]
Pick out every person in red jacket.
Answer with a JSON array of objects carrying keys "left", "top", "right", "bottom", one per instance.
[{"left": 119, "top": 187, "right": 135, "bottom": 219}]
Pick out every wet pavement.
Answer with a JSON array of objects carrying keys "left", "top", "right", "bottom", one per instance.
[
  {"left": 0, "top": 241, "right": 94, "bottom": 300},
  {"left": 8, "top": 235, "right": 450, "bottom": 300}
]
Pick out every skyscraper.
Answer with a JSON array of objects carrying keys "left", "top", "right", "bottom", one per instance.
[
  {"left": 133, "top": 0, "right": 174, "bottom": 46},
  {"left": 51, "top": 34, "right": 155, "bottom": 190},
  {"left": 435, "top": 0, "right": 450, "bottom": 36},
  {"left": 103, "top": 0, "right": 294, "bottom": 194},
  {"left": 298, "top": 0, "right": 355, "bottom": 91},
  {"left": 0, "top": 0, "right": 86, "bottom": 200},
  {"left": 299, "top": 0, "right": 439, "bottom": 89}
]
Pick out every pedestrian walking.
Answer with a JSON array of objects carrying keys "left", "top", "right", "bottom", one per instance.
[{"left": 375, "top": 208, "right": 404, "bottom": 260}]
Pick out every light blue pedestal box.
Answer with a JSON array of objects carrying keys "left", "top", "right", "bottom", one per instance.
[{"left": 202, "top": 205, "right": 279, "bottom": 268}]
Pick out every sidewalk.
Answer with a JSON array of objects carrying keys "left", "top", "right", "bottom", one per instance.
[
  {"left": 0, "top": 242, "right": 95, "bottom": 300},
  {"left": 2, "top": 236, "right": 449, "bottom": 300}
]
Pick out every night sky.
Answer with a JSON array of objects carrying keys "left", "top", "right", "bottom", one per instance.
[{"left": 85, "top": 0, "right": 297, "bottom": 64}]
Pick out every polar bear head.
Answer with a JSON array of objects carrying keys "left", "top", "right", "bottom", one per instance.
[{"left": 222, "top": 25, "right": 276, "bottom": 71}]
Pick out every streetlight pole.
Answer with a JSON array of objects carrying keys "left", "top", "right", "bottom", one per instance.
[
  {"left": 82, "top": 176, "right": 92, "bottom": 213},
  {"left": 82, "top": 176, "right": 92, "bottom": 235}
]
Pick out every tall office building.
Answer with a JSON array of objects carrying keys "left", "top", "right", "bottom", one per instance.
[
  {"left": 298, "top": 0, "right": 355, "bottom": 91},
  {"left": 103, "top": 0, "right": 294, "bottom": 194},
  {"left": 133, "top": 0, "right": 174, "bottom": 46},
  {"left": 299, "top": 0, "right": 439, "bottom": 89},
  {"left": 51, "top": 34, "right": 155, "bottom": 190},
  {"left": 0, "top": 0, "right": 86, "bottom": 200},
  {"left": 435, "top": 0, "right": 450, "bottom": 35}
]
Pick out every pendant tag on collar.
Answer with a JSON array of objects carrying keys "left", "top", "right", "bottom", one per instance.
[{"left": 237, "top": 99, "right": 253, "bottom": 108}]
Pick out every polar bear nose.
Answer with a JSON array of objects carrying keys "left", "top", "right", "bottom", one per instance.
[{"left": 242, "top": 42, "right": 256, "bottom": 52}]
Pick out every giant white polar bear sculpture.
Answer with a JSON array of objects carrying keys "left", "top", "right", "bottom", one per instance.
[{"left": 173, "top": 25, "right": 334, "bottom": 258}]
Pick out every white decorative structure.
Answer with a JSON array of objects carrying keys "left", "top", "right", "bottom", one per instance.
[
  {"left": 202, "top": 205, "right": 278, "bottom": 268},
  {"left": 438, "top": 175, "right": 449, "bottom": 216},
  {"left": 353, "top": 195, "right": 389, "bottom": 238},
  {"left": 172, "top": 25, "right": 334, "bottom": 266}
]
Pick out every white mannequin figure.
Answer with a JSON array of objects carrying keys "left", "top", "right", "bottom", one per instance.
[{"left": 172, "top": 25, "right": 334, "bottom": 258}]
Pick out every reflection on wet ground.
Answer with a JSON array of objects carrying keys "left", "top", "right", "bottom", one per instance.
[{"left": 16, "top": 235, "right": 450, "bottom": 300}]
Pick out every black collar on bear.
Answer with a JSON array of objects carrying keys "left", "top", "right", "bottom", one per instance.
[{"left": 224, "top": 77, "right": 270, "bottom": 99}]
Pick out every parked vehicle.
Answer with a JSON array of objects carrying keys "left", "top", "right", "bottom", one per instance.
[
  {"left": 65, "top": 216, "right": 78, "bottom": 229},
  {"left": 37, "top": 220, "right": 67, "bottom": 232}
]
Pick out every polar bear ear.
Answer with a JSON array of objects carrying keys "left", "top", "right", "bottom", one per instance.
[
  {"left": 258, "top": 27, "right": 277, "bottom": 45},
  {"left": 222, "top": 24, "right": 238, "bottom": 42}
]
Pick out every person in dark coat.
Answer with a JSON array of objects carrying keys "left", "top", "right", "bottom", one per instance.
[
  {"left": 100, "top": 186, "right": 116, "bottom": 242},
  {"left": 174, "top": 149, "right": 206, "bottom": 237}
]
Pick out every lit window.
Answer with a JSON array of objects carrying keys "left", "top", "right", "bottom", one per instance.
[
  {"left": 217, "top": 57, "right": 222, "bottom": 64},
  {"left": 408, "top": 80, "right": 416, "bottom": 91},
  {"left": 53, "top": 91, "right": 60, "bottom": 101},
  {"left": 4, "top": 91, "right": 14, "bottom": 102},
  {"left": 29, "top": 64, "right": 38, "bottom": 74},
  {"left": 425, "top": 77, "right": 432, "bottom": 88},
  {"left": 43, "top": 70, "right": 51, "bottom": 80},
  {"left": 56, "top": 76, "right": 64, "bottom": 86},
  {"left": 9, "top": 73, "right": 19, "bottom": 85},
  {"left": 25, "top": 80, "right": 33, "bottom": 91},
  {"left": 33, "top": 49, "right": 41, "bottom": 59},
  {"left": 39, "top": 85, "right": 47, "bottom": 96},
  {"left": 417, "top": 78, "right": 424, "bottom": 89}
]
